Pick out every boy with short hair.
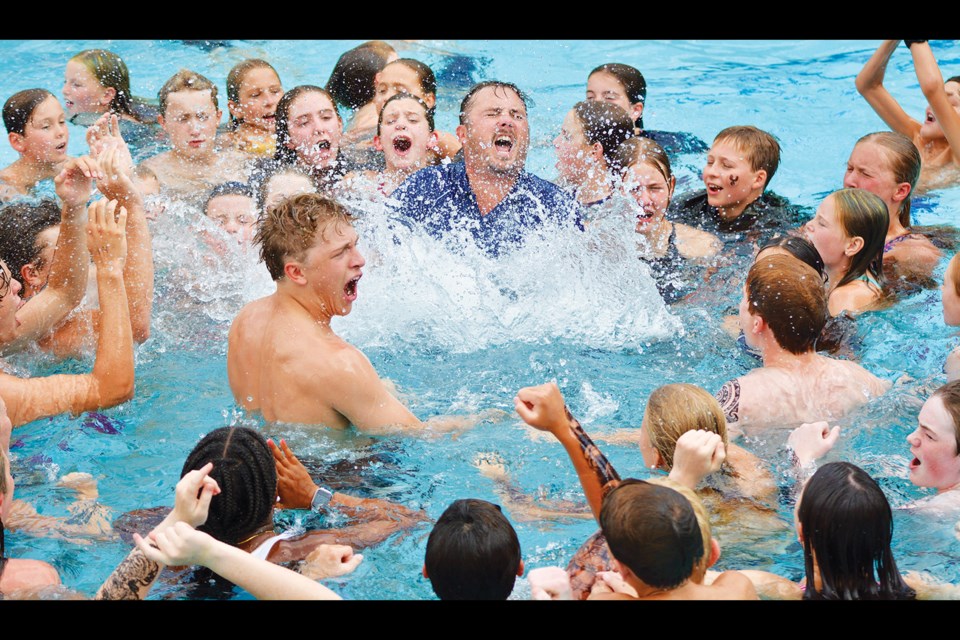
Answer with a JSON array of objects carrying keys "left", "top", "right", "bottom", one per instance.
[
  {"left": 136, "top": 70, "right": 251, "bottom": 204},
  {"left": 669, "top": 124, "right": 808, "bottom": 238},
  {"left": 422, "top": 498, "right": 524, "bottom": 600}
]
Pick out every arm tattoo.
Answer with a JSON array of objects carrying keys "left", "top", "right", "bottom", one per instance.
[
  {"left": 565, "top": 406, "right": 620, "bottom": 499},
  {"left": 94, "top": 548, "right": 160, "bottom": 600},
  {"left": 715, "top": 379, "right": 741, "bottom": 425}
]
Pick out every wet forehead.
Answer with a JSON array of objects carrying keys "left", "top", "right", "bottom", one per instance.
[
  {"left": 314, "top": 219, "right": 357, "bottom": 250},
  {"left": 164, "top": 89, "right": 217, "bottom": 114},
  {"left": 291, "top": 91, "right": 336, "bottom": 117},
  {"left": 467, "top": 85, "right": 526, "bottom": 117}
]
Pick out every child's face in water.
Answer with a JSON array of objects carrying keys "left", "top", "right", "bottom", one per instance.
[
  {"left": 623, "top": 161, "right": 674, "bottom": 231},
  {"left": 702, "top": 139, "right": 765, "bottom": 212},
  {"left": 205, "top": 194, "right": 257, "bottom": 245},
  {"left": 919, "top": 80, "right": 960, "bottom": 141},
  {"left": 12, "top": 96, "right": 69, "bottom": 164},
  {"left": 62, "top": 60, "right": 110, "bottom": 116},
  {"left": 907, "top": 394, "right": 960, "bottom": 492},
  {"left": 374, "top": 97, "right": 435, "bottom": 174},
  {"left": 231, "top": 66, "right": 283, "bottom": 134},
  {"left": 159, "top": 90, "right": 221, "bottom": 158},
  {"left": 285, "top": 91, "right": 341, "bottom": 170},
  {"left": 373, "top": 63, "right": 432, "bottom": 116}
]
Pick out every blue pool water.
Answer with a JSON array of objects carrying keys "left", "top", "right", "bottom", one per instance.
[{"left": 4, "top": 39, "right": 960, "bottom": 600}]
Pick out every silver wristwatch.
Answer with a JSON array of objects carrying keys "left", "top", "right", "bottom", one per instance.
[{"left": 310, "top": 486, "right": 335, "bottom": 512}]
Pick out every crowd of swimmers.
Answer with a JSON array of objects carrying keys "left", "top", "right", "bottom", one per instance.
[{"left": 3, "top": 39, "right": 960, "bottom": 601}]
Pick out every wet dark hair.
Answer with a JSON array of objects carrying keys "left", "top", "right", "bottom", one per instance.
[
  {"left": 424, "top": 499, "right": 521, "bottom": 600},
  {"left": 572, "top": 100, "right": 635, "bottom": 172},
  {"left": 273, "top": 85, "right": 341, "bottom": 167},
  {"left": 204, "top": 181, "right": 256, "bottom": 215},
  {"left": 798, "top": 462, "right": 915, "bottom": 600},
  {"left": 3, "top": 88, "right": 55, "bottom": 135},
  {"left": 326, "top": 41, "right": 396, "bottom": 111},
  {"left": 757, "top": 235, "right": 825, "bottom": 279},
  {"left": 226, "top": 59, "right": 281, "bottom": 130},
  {"left": 0, "top": 199, "right": 61, "bottom": 280},
  {"left": 383, "top": 58, "right": 437, "bottom": 102},
  {"left": 589, "top": 63, "right": 647, "bottom": 130},
  {"left": 458, "top": 80, "right": 527, "bottom": 126},
  {"left": 599, "top": 479, "right": 703, "bottom": 590},
  {"left": 376, "top": 92, "right": 434, "bottom": 137},
  {"left": 180, "top": 427, "right": 276, "bottom": 546}
]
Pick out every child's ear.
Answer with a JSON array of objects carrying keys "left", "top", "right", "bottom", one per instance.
[
  {"left": 753, "top": 169, "right": 768, "bottom": 190},
  {"left": 517, "top": 559, "right": 525, "bottom": 577},
  {"left": 422, "top": 564, "right": 429, "bottom": 579},
  {"left": 8, "top": 132, "right": 25, "bottom": 153}
]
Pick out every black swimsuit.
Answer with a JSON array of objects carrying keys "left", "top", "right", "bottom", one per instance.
[{"left": 642, "top": 225, "right": 688, "bottom": 304}]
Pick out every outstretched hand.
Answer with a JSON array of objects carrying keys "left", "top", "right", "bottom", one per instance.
[
  {"left": 86, "top": 198, "right": 128, "bottom": 272},
  {"left": 268, "top": 438, "right": 319, "bottom": 510},
  {"left": 54, "top": 155, "right": 102, "bottom": 211},
  {"left": 668, "top": 429, "right": 726, "bottom": 490},
  {"left": 788, "top": 421, "right": 840, "bottom": 468},
  {"left": 87, "top": 113, "right": 135, "bottom": 178},
  {"left": 95, "top": 139, "right": 139, "bottom": 203},
  {"left": 514, "top": 382, "right": 571, "bottom": 436}
]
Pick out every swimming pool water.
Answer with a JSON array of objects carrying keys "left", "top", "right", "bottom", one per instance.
[{"left": 5, "top": 39, "right": 960, "bottom": 600}]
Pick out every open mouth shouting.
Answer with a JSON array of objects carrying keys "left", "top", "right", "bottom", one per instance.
[
  {"left": 706, "top": 182, "right": 723, "bottom": 196},
  {"left": 494, "top": 134, "right": 514, "bottom": 155},
  {"left": 392, "top": 135, "right": 412, "bottom": 155},
  {"left": 344, "top": 274, "right": 361, "bottom": 302}
]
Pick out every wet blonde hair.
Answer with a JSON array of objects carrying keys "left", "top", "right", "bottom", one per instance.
[{"left": 644, "top": 383, "right": 729, "bottom": 470}]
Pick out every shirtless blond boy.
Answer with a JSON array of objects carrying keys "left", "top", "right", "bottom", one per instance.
[
  {"left": 228, "top": 192, "right": 450, "bottom": 433},
  {"left": 716, "top": 254, "right": 890, "bottom": 432},
  {"left": 136, "top": 70, "right": 250, "bottom": 203}
]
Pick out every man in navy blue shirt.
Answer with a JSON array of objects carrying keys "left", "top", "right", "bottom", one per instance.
[{"left": 392, "top": 81, "right": 581, "bottom": 256}]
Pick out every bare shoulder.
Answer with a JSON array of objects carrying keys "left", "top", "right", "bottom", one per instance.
[
  {"left": 710, "top": 570, "right": 759, "bottom": 600},
  {"left": 1, "top": 558, "right": 61, "bottom": 594},
  {"left": 946, "top": 347, "right": 960, "bottom": 382},
  {"left": 828, "top": 281, "right": 881, "bottom": 316},
  {"left": 831, "top": 356, "right": 891, "bottom": 393},
  {"left": 674, "top": 223, "right": 721, "bottom": 260}
]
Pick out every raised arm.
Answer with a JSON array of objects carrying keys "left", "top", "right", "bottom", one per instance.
[
  {"left": 514, "top": 382, "right": 620, "bottom": 521},
  {"left": 95, "top": 464, "right": 220, "bottom": 600},
  {"left": 855, "top": 40, "right": 922, "bottom": 138},
  {"left": 136, "top": 523, "right": 344, "bottom": 600},
  {"left": 910, "top": 41, "right": 960, "bottom": 163},
  {"left": 89, "top": 115, "right": 153, "bottom": 343},
  {"left": 0, "top": 157, "right": 97, "bottom": 356},
  {"left": 0, "top": 199, "right": 134, "bottom": 428}
]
